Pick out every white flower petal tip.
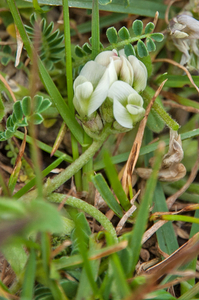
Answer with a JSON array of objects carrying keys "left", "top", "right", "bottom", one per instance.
[
  {"left": 119, "top": 56, "right": 134, "bottom": 85},
  {"left": 94, "top": 50, "right": 119, "bottom": 66},
  {"left": 108, "top": 81, "right": 137, "bottom": 104},
  {"left": 128, "top": 55, "right": 147, "bottom": 92},
  {"left": 80, "top": 61, "right": 106, "bottom": 88}
]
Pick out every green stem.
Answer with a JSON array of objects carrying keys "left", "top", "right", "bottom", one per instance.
[
  {"left": 48, "top": 193, "right": 118, "bottom": 243},
  {"left": 19, "top": 125, "right": 111, "bottom": 202},
  {"left": 142, "top": 89, "right": 179, "bottom": 131},
  {"left": 62, "top": 0, "right": 82, "bottom": 191},
  {"left": 91, "top": 0, "right": 100, "bottom": 59},
  {"left": 82, "top": 133, "right": 93, "bottom": 191}
]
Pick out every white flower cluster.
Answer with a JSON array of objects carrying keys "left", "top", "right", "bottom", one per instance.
[
  {"left": 73, "top": 50, "right": 147, "bottom": 129},
  {"left": 169, "top": 13, "right": 199, "bottom": 67}
]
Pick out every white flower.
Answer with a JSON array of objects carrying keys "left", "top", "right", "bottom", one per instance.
[
  {"left": 94, "top": 49, "right": 119, "bottom": 66},
  {"left": 169, "top": 13, "right": 199, "bottom": 66},
  {"left": 73, "top": 49, "right": 148, "bottom": 120},
  {"left": 73, "top": 59, "right": 117, "bottom": 117},
  {"left": 128, "top": 55, "right": 148, "bottom": 92},
  {"left": 95, "top": 50, "right": 134, "bottom": 85},
  {"left": 108, "top": 81, "right": 145, "bottom": 128}
]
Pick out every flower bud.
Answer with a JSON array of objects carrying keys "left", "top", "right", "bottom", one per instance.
[
  {"left": 100, "top": 98, "right": 114, "bottom": 123},
  {"left": 83, "top": 112, "right": 103, "bottom": 135}
]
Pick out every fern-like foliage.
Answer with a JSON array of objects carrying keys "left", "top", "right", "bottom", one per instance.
[
  {"left": 74, "top": 20, "right": 164, "bottom": 59},
  {"left": 0, "top": 95, "right": 51, "bottom": 141},
  {"left": 25, "top": 13, "right": 65, "bottom": 70}
]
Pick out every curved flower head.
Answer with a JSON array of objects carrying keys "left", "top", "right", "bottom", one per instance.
[
  {"left": 168, "top": 13, "right": 199, "bottom": 66},
  {"left": 108, "top": 81, "right": 145, "bottom": 128},
  {"left": 73, "top": 59, "right": 117, "bottom": 117}
]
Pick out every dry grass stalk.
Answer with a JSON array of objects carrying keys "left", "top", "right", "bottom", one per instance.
[{"left": 122, "top": 80, "right": 167, "bottom": 196}]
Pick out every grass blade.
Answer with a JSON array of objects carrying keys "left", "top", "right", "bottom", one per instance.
[
  {"left": 127, "top": 142, "right": 165, "bottom": 275},
  {"left": 153, "top": 182, "right": 179, "bottom": 255},
  {"left": 103, "top": 151, "right": 131, "bottom": 211},
  {"left": 21, "top": 249, "right": 36, "bottom": 300},
  {"left": 92, "top": 173, "right": 123, "bottom": 218}
]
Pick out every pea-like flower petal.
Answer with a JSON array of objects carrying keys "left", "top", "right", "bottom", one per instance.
[
  {"left": 79, "top": 61, "right": 106, "bottom": 88},
  {"left": 109, "top": 81, "right": 145, "bottom": 128},
  {"left": 113, "top": 99, "right": 134, "bottom": 128},
  {"left": 94, "top": 50, "right": 119, "bottom": 66},
  {"left": 73, "top": 58, "right": 117, "bottom": 117},
  {"left": 128, "top": 55, "right": 147, "bottom": 92}
]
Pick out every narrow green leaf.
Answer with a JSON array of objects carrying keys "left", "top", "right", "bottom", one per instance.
[
  {"left": 8, "top": 160, "right": 22, "bottom": 194},
  {"left": 105, "top": 232, "right": 130, "bottom": 298},
  {"left": 6, "top": 115, "right": 14, "bottom": 129},
  {"left": 106, "top": 26, "right": 118, "bottom": 43},
  {"left": 103, "top": 151, "right": 131, "bottom": 211},
  {"left": 32, "top": 113, "right": 44, "bottom": 124},
  {"left": 13, "top": 155, "right": 69, "bottom": 199},
  {"left": 76, "top": 236, "right": 101, "bottom": 300},
  {"left": 0, "top": 94, "right": 5, "bottom": 122},
  {"left": 19, "top": 118, "right": 28, "bottom": 126},
  {"left": 128, "top": 143, "right": 165, "bottom": 274},
  {"left": 146, "top": 37, "right": 156, "bottom": 52},
  {"left": 34, "top": 95, "right": 43, "bottom": 112},
  {"left": 124, "top": 44, "right": 135, "bottom": 57},
  {"left": 99, "top": 0, "right": 112, "bottom": 4},
  {"left": 5, "top": 129, "right": 14, "bottom": 139},
  {"left": 37, "top": 99, "right": 51, "bottom": 113},
  {"left": 137, "top": 40, "right": 149, "bottom": 57},
  {"left": 2, "top": 243, "right": 28, "bottom": 276},
  {"left": 82, "top": 42, "right": 92, "bottom": 54},
  {"left": 17, "top": 0, "right": 177, "bottom": 20},
  {"left": 151, "top": 32, "right": 164, "bottom": 42},
  {"left": 22, "top": 96, "right": 31, "bottom": 116},
  {"left": 118, "top": 26, "right": 130, "bottom": 40},
  {"left": 44, "top": 21, "right": 54, "bottom": 35},
  {"left": 75, "top": 45, "right": 86, "bottom": 57},
  {"left": 46, "top": 30, "right": 59, "bottom": 43},
  {"left": 21, "top": 249, "right": 36, "bottom": 300},
  {"left": 13, "top": 101, "right": 23, "bottom": 121},
  {"left": 153, "top": 182, "right": 178, "bottom": 255},
  {"left": 69, "top": 209, "right": 100, "bottom": 298},
  {"left": 91, "top": 173, "right": 123, "bottom": 218},
  {"left": 144, "top": 22, "right": 155, "bottom": 34},
  {"left": 60, "top": 280, "right": 78, "bottom": 299},
  {"left": 132, "top": 19, "right": 143, "bottom": 36},
  {"left": 178, "top": 282, "right": 199, "bottom": 300}
]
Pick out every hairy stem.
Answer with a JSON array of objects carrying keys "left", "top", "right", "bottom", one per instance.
[
  {"left": 48, "top": 193, "right": 118, "bottom": 242},
  {"left": 19, "top": 125, "right": 111, "bottom": 202}
]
